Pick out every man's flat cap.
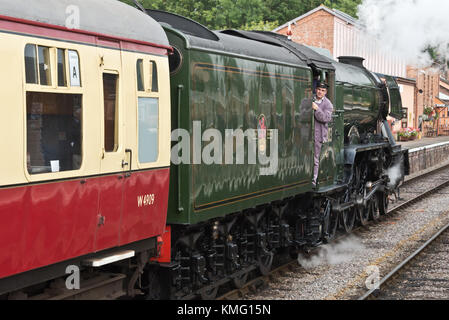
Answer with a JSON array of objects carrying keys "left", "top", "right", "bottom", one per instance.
[{"left": 317, "top": 82, "right": 329, "bottom": 89}]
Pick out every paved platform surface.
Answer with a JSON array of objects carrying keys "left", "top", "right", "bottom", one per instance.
[{"left": 397, "top": 135, "right": 449, "bottom": 150}]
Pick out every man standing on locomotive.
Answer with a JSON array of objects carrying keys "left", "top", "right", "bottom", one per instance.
[{"left": 312, "top": 82, "right": 333, "bottom": 186}]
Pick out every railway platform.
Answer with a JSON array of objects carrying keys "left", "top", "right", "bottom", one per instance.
[
  {"left": 397, "top": 135, "right": 449, "bottom": 150},
  {"left": 398, "top": 135, "right": 449, "bottom": 181}
]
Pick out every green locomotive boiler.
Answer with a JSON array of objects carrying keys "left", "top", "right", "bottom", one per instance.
[{"left": 144, "top": 10, "right": 409, "bottom": 299}]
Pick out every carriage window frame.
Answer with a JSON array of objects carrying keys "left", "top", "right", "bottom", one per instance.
[
  {"left": 38, "top": 46, "right": 52, "bottom": 86},
  {"left": 136, "top": 59, "right": 145, "bottom": 92},
  {"left": 103, "top": 72, "right": 120, "bottom": 153},
  {"left": 24, "top": 44, "right": 85, "bottom": 179},
  {"left": 67, "top": 50, "right": 82, "bottom": 87},
  {"left": 26, "top": 92, "right": 83, "bottom": 175},
  {"left": 25, "top": 44, "right": 52, "bottom": 86},
  {"left": 57, "top": 48, "right": 67, "bottom": 87},
  {"left": 136, "top": 58, "right": 160, "bottom": 165},
  {"left": 25, "top": 44, "right": 38, "bottom": 84},
  {"left": 138, "top": 97, "right": 159, "bottom": 164},
  {"left": 150, "top": 60, "right": 158, "bottom": 92},
  {"left": 24, "top": 44, "right": 82, "bottom": 89}
]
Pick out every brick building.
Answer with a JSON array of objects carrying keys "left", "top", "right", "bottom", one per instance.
[
  {"left": 274, "top": 5, "right": 445, "bottom": 136},
  {"left": 273, "top": 5, "right": 407, "bottom": 77},
  {"left": 436, "top": 77, "right": 449, "bottom": 134},
  {"left": 406, "top": 67, "right": 441, "bottom": 130}
]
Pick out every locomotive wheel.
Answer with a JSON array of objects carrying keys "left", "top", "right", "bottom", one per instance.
[
  {"left": 322, "top": 199, "right": 338, "bottom": 243},
  {"left": 258, "top": 251, "right": 274, "bottom": 276},
  {"left": 355, "top": 161, "right": 369, "bottom": 226},
  {"left": 370, "top": 195, "right": 381, "bottom": 222},
  {"left": 378, "top": 192, "right": 389, "bottom": 215},
  {"left": 200, "top": 285, "right": 219, "bottom": 300},
  {"left": 358, "top": 201, "right": 370, "bottom": 226},
  {"left": 340, "top": 190, "right": 356, "bottom": 233},
  {"left": 255, "top": 216, "right": 274, "bottom": 276}
]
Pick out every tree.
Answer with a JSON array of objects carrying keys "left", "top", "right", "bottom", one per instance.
[
  {"left": 323, "top": 0, "right": 362, "bottom": 18},
  {"left": 120, "top": 0, "right": 362, "bottom": 30}
]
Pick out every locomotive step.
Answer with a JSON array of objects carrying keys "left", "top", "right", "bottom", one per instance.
[{"left": 82, "top": 250, "right": 135, "bottom": 267}]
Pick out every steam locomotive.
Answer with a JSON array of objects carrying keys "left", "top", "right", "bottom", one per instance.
[{"left": 0, "top": 0, "right": 408, "bottom": 300}]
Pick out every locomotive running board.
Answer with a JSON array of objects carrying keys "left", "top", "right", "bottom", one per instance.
[{"left": 82, "top": 250, "right": 135, "bottom": 267}]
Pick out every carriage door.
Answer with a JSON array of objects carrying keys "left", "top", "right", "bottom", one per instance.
[{"left": 95, "top": 39, "right": 125, "bottom": 252}]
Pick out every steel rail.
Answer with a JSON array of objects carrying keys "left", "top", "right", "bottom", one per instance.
[
  {"left": 217, "top": 168, "right": 449, "bottom": 301},
  {"left": 358, "top": 220, "right": 449, "bottom": 300}
]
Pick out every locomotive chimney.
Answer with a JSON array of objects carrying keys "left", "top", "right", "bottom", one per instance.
[{"left": 338, "top": 56, "right": 365, "bottom": 68}]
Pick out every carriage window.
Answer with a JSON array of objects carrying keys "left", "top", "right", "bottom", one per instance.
[
  {"left": 38, "top": 46, "right": 52, "bottom": 86},
  {"left": 25, "top": 44, "right": 38, "bottom": 84},
  {"left": 150, "top": 61, "right": 158, "bottom": 92},
  {"left": 68, "top": 50, "right": 81, "bottom": 87},
  {"left": 58, "top": 49, "right": 67, "bottom": 87},
  {"left": 103, "top": 73, "right": 119, "bottom": 152},
  {"left": 137, "top": 59, "right": 144, "bottom": 91},
  {"left": 26, "top": 92, "right": 82, "bottom": 174},
  {"left": 138, "top": 97, "right": 159, "bottom": 163}
]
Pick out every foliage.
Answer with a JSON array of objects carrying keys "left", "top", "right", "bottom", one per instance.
[
  {"left": 423, "top": 106, "right": 434, "bottom": 115},
  {"left": 398, "top": 127, "right": 419, "bottom": 138},
  {"left": 323, "top": 0, "right": 363, "bottom": 18},
  {"left": 120, "top": 0, "right": 362, "bottom": 30}
]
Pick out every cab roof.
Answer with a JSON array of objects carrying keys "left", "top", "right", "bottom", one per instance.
[{"left": 146, "top": 10, "right": 335, "bottom": 70}]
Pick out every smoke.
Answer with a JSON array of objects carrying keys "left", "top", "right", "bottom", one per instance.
[
  {"left": 297, "top": 236, "right": 365, "bottom": 269},
  {"left": 386, "top": 160, "right": 403, "bottom": 189},
  {"left": 357, "top": 0, "right": 449, "bottom": 68}
]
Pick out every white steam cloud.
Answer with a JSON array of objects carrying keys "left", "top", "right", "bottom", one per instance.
[
  {"left": 297, "top": 236, "right": 365, "bottom": 269},
  {"left": 386, "top": 161, "right": 403, "bottom": 189},
  {"left": 357, "top": 0, "right": 449, "bottom": 67}
]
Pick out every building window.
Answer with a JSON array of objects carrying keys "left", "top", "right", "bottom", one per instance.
[
  {"left": 150, "top": 61, "right": 158, "bottom": 92},
  {"left": 137, "top": 59, "right": 144, "bottom": 91},
  {"left": 103, "top": 73, "right": 119, "bottom": 152},
  {"left": 27, "top": 92, "right": 82, "bottom": 174},
  {"left": 138, "top": 97, "right": 159, "bottom": 163},
  {"left": 401, "top": 118, "right": 408, "bottom": 128}
]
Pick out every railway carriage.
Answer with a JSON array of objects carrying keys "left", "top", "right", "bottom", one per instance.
[{"left": 0, "top": 0, "right": 171, "bottom": 298}]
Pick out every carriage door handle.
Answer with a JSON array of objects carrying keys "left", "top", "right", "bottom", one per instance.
[{"left": 123, "top": 149, "right": 133, "bottom": 178}]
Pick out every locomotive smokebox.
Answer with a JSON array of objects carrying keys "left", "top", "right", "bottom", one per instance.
[{"left": 338, "top": 56, "right": 365, "bottom": 69}]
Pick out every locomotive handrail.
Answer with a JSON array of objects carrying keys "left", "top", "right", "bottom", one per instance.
[{"left": 177, "top": 84, "right": 184, "bottom": 213}]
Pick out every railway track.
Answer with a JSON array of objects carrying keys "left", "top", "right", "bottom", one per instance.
[
  {"left": 217, "top": 165, "right": 449, "bottom": 301},
  {"left": 359, "top": 221, "right": 449, "bottom": 300}
]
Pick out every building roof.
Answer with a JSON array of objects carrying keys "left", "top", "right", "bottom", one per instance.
[
  {"left": 273, "top": 5, "right": 359, "bottom": 32},
  {"left": 440, "top": 92, "right": 449, "bottom": 101},
  {"left": 434, "top": 96, "right": 447, "bottom": 107},
  {"left": 395, "top": 76, "right": 417, "bottom": 85},
  {"left": 0, "top": 0, "right": 169, "bottom": 46}
]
